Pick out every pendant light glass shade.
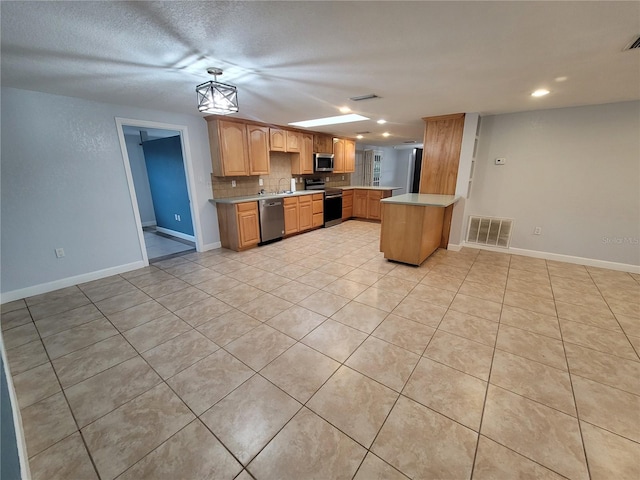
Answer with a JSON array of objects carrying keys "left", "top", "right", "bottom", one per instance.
[{"left": 196, "top": 79, "right": 239, "bottom": 115}]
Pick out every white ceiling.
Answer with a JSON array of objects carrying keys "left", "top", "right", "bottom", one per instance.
[{"left": 2, "top": 1, "right": 639, "bottom": 146}]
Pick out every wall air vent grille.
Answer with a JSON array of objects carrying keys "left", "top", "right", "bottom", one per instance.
[
  {"left": 626, "top": 36, "right": 640, "bottom": 50},
  {"left": 466, "top": 216, "right": 513, "bottom": 248}
]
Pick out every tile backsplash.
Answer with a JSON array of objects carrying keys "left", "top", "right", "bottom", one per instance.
[{"left": 211, "top": 153, "right": 351, "bottom": 199}]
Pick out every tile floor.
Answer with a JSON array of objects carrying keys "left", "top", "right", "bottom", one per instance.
[
  {"left": 2, "top": 220, "right": 639, "bottom": 480},
  {"left": 143, "top": 227, "right": 194, "bottom": 260}
]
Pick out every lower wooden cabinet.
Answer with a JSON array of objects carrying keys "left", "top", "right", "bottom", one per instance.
[
  {"left": 353, "top": 190, "right": 368, "bottom": 218},
  {"left": 216, "top": 201, "right": 260, "bottom": 251},
  {"left": 283, "top": 194, "right": 323, "bottom": 235},
  {"left": 312, "top": 193, "right": 324, "bottom": 227},
  {"left": 298, "top": 196, "right": 313, "bottom": 231},
  {"left": 350, "top": 189, "right": 392, "bottom": 221},
  {"left": 342, "top": 189, "right": 353, "bottom": 220},
  {"left": 283, "top": 197, "right": 299, "bottom": 235}
]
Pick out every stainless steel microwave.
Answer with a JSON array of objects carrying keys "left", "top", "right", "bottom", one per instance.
[{"left": 314, "top": 153, "right": 334, "bottom": 172}]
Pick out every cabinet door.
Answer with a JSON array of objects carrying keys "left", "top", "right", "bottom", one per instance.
[
  {"left": 247, "top": 124, "right": 270, "bottom": 175},
  {"left": 301, "top": 134, "right": 314, "bottom": 174},
  {"left": 342, "top": 190, "right": 353, "bottom": 220},
  {"left": 298, "top": 197, "right": 313, "bottom": 231},
  {"left": 236, "top": 203, "right": 260, "bottom": 248},
  {"left": 283, "top": 198, "right": 298, "bottom": 235},
  {"left": 313, "top": 134, "right": 333, "bottom": 153},
  {"left": 219, "top": 121, "right": 249, "bottom": 176},
  {"left": 353, "top": 190, "right": 368, "bottom": 218},
  {"left": 367, "top": 191, "right": 383, "bottom": 220},
  {"left": 286, "top": 131, "right": 301, "bottom": 153},
  {"left": 269, "top": 128, "right": 286, "bottom": 152},
  {"left": 344, "top": 139, "right": 355, "bottom": 173},
  {"left": 333, "top": 138, "right": 345, "bottom": 173}
]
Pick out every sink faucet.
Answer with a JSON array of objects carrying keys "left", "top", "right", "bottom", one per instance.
[{"left": 277, "top": 177, "right": 287, "bottom": 194}]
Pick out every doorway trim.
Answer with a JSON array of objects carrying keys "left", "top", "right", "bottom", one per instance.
[{"left": 115, "top": 117, "right": 203, "bottom": 265}]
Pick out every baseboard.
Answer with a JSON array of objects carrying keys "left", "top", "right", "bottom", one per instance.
[
  {"left": 201, "top": 241, "right": 222, "bottom": 252},
  {"left": 0, "top": 261, "right": 146, "bottom": 304},
  {"left": 155, "top": 227, "right": 195, "bottom": 242},
  {"left": 459, "top": 242, "right": 640, "bottom": 274},
  {"left": 447, "top": 243, "right": 463, "bottom": 252},
  {"left": 141, "top": 221, "right": 157, "bottom": 227}
]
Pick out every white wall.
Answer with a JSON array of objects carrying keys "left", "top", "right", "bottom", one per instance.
[
  {"left": 355, "top": 144, "right": 410, "bottom": 192},
  {"left": 463, "top": 101, "right": 640, "bottom": 266},
  {"left": 0, "top": 87, "right": 219, "bottom": 299},
  {"left": 124, "top": 134, "right": 156, "bottom": 226}
]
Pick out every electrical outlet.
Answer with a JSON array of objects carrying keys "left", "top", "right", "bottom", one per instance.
[
  {"left": 55, "top": 248, "right": 65, "bottom": 258},
  {"left": 259, "top": 178, "right": 264, "bottom": 186},
  {"left": 325, "top": 177, "right": 329, "bottom": 182},
  {"left": 231, "top": 180, "right": 236, "bottom": 187},
  {"left": 342, "top": 175, "right": 345, "bottom": 180},
  {"left": 495, "top": 158, "right": 506, "bottom": 165},
  {"left": 177, "top": 214, "right": 181, "bottom": 221},
  {"left": 533, "top": 226, "right": 542, "bottom": 235}
]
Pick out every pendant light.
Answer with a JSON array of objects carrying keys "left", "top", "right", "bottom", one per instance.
[{"left": 196, "top": 67, "right": 239, "bottom": 115}]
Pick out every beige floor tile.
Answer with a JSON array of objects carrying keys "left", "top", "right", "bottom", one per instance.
[
  {"left": 106, "top": 300, "right": 170, "bottom": 332},
  {"left": 195, "top": 275, "right": 242, "bottom": 295},
  {"left": 372, "top": 314, "right": 435, "bottom": 354},
  {"left": 490, "top": 350, "right": 576, "bottom": 415},
  {"left": 581, "top": 421, "right": 640, "bottom": 480},
  {"left": 508, "top": 267, "right": 550, "bottom": 284},
  {"left": 6, "top": 340, "right": 49, "bottom": 376},
  {"left": 353, "top": 453, "right": 409, "bottom": 480},
  {"left": 3, "top": 322, "right": 40, "bottom": 349},
  {"left": 361, "top": 257, "right": 398, "bottom": 275},
  {"left": 346, "top": 336, "right": 419, "bottom": 392},
  {"left": 201, "top": 375, "right": 301, "bottom": 465},
  {"left": 142, "top": 329, "right": 218, "bottom": 379},
  {"left": 125, "top": 269, "right": 173, "bottom": 288},
  {"left": 29, "top": 432, "right": 98, "bottom": 480},
  {"left": 34, "top": 304, "right": 104, "bottom": 338},
  {"left": 391, "top": 296, "right": 447, "bottom": 327},
  {"left": 261, "top": 342, "right": 340, "bottom": 403},
  {"left": 237, "top": 293, "right": 293, "bottom": 321},
  {"left": 607, "top": 298, "right": 640, "bottom": 318},
  {"left": 496, "top": 324, "right": 567, "bottom": 370},
  {"left": 555, "top": 300, "right": 619, "bottom": 330},
  {"left": 225, "top": 324, "right": 296, "bottom": 370},
  {"left": 51, "top": 335, "right": 136, "bottom": 388},
  {"left": 424, "top": 331, "right": 494, "bottom": 381},
  {"left": 473, "top": 436, "right": 565, "bottom": 480},
  {"left": 343, "top": 268, "right": 385, "bottom": 286},
  {"left": 1, "top": 307, "right": 32, "bottom": 331},
  {"left": 172, "top": 296, "right": 233, "bottom": 327},
  {"left": 408, "top": 284, "right": 456, "bottom": 308},
  {"left": 386, "top": 264, "right": 429, "bottom": 283},
  {"left": 331, "top": 301, "right": 388, "bottom": 334},
  {"left": 353, "top": 287, "right": 405, "bottom": 312},
  {"left": 65, "top": 356, "right": 161, "bottom": 427},
  {"left": 139, "top": 277, "right": 190, "bottom": 299},
  {"left": 322, "top": 278, "right": 370, "bottom": 300},
  {"left": 179, "top": 267, "right": 223, "bottom": 285},
  {"left": 269, "top": 280, "right": 318, "bottom": 303},
  {"left": 164, "top": 261, "right": 209, "bottom": 278},
  {"left": 419, "top": 272, "right": 463, "bottom": 292},
  {"left": 81, "top": 279, "right": 138, "bottom": 303},
  {"left": 1, "top": 298, "right": 27, "bottom": 313},
  {"left": 371, "top": 396, "right": 476, "bottom": 480},
  {"left": 509, "top": 256, "right": 548, "bottom": 273},
  {"left": 481, "top": 385, "right": 588, "bottom": 480},
  {"left": 428, "top": 263, "right": 470, "bottom": 280},
  {"left": 459, "top": 280, "right": 505, "bottom": 303},
  {"left": 317, "top": 261, "right": 356, "bottom": 277},
  {"left": 215, "top": 283, "right": 266, "bottom": 308},
  {"left": 438, "top": 309, "right": 498, "bottom": 347},
  {"left": 503, "top": 290, "right": 556, "bottom": 316},
  {"left": 507, "top": 276, "right": 554, "bottom": 299},
  {"left": 301, "top": 319, "right": 368, "bottom": 362},
  {"left": 122, "top": 313, "right": 191, "bottom": 353},
  {"left": 25, "top": 286, "right": 82, "bottom": 307},
  {"left": 267, "top": 305, "right": 326, "bottom": 340},
  {"left": 28, "top": 291, "right": 91, "bottom": 320},
  {"left": 12, "top": 362, "right": 60, "bottom": 409},
  {"left": 371, "top": 276, "right": 417, "bottom": 296},
  {"left": 167, "top": 349, "right": 253, "bottom": 415},
  {"left": 247, "top": 407, "right": 366, "bottom": 480},
  {"left": 553, "top": 286, "right": 609, "bottom": 310},
  {"left": 296, "top": 270, "right": 340, "bottom": 289},
  {"left": 155, "top": 286, "right": 211, "bottom": 312},
  {"left": 308, "top": 366, "right": 398, "bottom": 447},
  {"left": 464, "top": 270, "right": 508, "bottom": 288},
  {"left": 404, "top": 357, "right": 487, "bottom": 431},
  {"left": 118, "top": 420, "right": 242, "bottom": 480},
  {"left": 21, "top": 392, "right": 78, "bottom": 458},
  {"left": 299, "top": 290, "right": 350, "bottom": 317},
  {"left": 449, "top": 293, "right": 502, "bottom": 321},
  {"left": 559, "top": 319, "right": 638, "bottom": 360},
  {"left": 43, "top": 318, "right": 118, "bottom": 359},
  {"left": 565, "top": 342, "right": 640, "bottom": 395},
  {"left": 572, "top": 375, "right": 640, "bottom": 442},
  {"left": 196, "top": 309, "right": 261, "bottom": 346},
  {"left": 550, "top": 276, "right": 599, "bottom": 294},
  {"left": 616, "top": 313, "right": 640, "bottom": 337},
  {"left": 500, "top": 305, "right": 561, "bottom": 339},
  {"left": 245, "top": 271, "right": 292, "bottom": 292},
  {"left": 82, "top": 383, "right": 194, "bottom": 480},
  {"left": 94, "top": 289, "right": 151, "bottom": 316}
]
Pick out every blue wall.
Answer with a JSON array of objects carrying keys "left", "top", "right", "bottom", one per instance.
[
  {"left": 142, "top": 136, "right": 194, "bottom": 236},
  {"left": 1, "top": 355, "right": 22, "bottom": 480}
]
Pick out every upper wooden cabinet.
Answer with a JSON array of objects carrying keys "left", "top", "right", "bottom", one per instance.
[
  {"left": 344, "top": 139, "right": 355, "bottom": 173},
  {"left": 246, "top": 124, "right": 270, "bottom": 175},
  {"left": 332, "top": 138, "right": 355, "bottom": 174},
  {"left": 286, "top": 130, "right": 302, "bottom": 153},
  {"left": 313, "top": 134, "right": 333, "bottom": 154},
  {"left": 269, "top": 128, "right": 287, "bottom": 152},
  {"left": 333, "top": 138, "right": 345, "bottom": 173},
  {"left": 291, "top": 133, "right": 314, "bottom": 175}
]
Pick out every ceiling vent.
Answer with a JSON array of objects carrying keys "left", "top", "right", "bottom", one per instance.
[
  {"left": 625, "top": 35, "right": 640, "bottom": 50},
  {"left": 356, "top": 131, "right": 371, "bottom": 134},
  {"left": 466, "top": 216, "right": 513, "bottom": 248},
  {"left": 349, "top": 93, "right": 380, "bottom": 102},
  {"left": 403, "top": 140, "right": 417, "bottom": 144}
]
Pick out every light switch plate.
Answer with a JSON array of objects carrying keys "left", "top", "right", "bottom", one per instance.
[{"left": 495, "top": 158, "right": 506, "bottom": 165}]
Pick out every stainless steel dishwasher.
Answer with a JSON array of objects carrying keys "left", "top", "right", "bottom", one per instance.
[{"left": 258, "top": 198, "right": 285, "bottom": 244}]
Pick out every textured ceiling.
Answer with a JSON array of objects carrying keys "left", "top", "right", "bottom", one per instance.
[{"left": 2, "top": 1, "right": 639, "bottom": 146}]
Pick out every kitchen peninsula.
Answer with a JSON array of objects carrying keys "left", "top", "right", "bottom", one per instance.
[{"left": 379, "top": 193, "right": 459, "bottom": 266}]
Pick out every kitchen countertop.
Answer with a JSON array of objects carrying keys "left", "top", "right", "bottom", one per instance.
[
  {"left": 380, "top": 193, "right": 459, "bottom": 207},
  {"left": 341, "top": 186, "right": 402, "bottom": 191},
  {"left": 210, "top": 190, "right": 319, "bottom": 205}
]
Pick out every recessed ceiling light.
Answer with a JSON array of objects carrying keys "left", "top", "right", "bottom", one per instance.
[
  {"left": 288, "top": 114, "right": 369, "bottom": 128},
  {"left": 356, "top": 134, "right": 364, "bottom": 139},
  {"left": 531, "top": 89, "right": 550, "bottom": 97},
  {"left": 382, "top": 132, "right": 391, "bottom": 137},
  {"left": 377, "top": 119, "right": 387, "bottom": 124},
  {"left": 554, "top": 76, "right": 568, "bottom": 82},
  {"left": 339, "top": 106, "right": 351, "bottom": 113}
]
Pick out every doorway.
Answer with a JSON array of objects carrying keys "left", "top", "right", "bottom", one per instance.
[{"left": 116, "top": 119, "right": 202, "bottom": 263}]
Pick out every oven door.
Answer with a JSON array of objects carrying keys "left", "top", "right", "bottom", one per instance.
[{"left": 324, "top": 193, "right": 343, "bottom": 227}]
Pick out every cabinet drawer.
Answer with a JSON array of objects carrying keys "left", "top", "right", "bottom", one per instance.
[
  {"left": 312, "top": 193, "right": 324, "bottom": 202},
  {"left": 312, "top": 199, "right": 323, "bottom": 214},
  {"left": 312, "top": 213, "right": 324, "bottom": 227},
  {"left": 368, "top": 190, "right": 384, "bottom": 199},
  {"left": 283, "top": 197, "right": 298, "bottom": 206},
  {"left": 236, "top": 201, "right": 258, "bottom": 212},
  {"left": 342, "top": 195, "right": 353, "bottom": 208}
]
